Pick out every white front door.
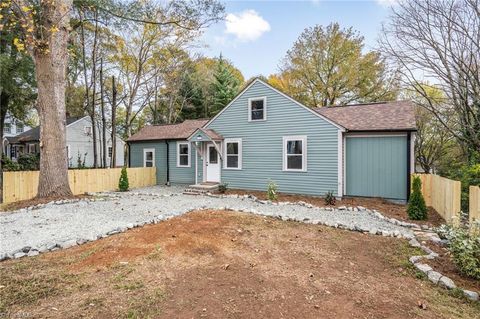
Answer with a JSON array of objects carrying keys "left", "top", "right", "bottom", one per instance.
[{"left": 206, "top": 144, "right": 220, "bottom": 182}]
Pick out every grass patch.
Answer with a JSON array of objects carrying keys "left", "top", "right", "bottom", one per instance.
[
  {"left": 114, "top": 280, "right": 145, "bottom": 291},
  {"left": 0, "top": 263, "right": 79, "bottom": 313},
  {"left": 123, "top": 288, "right": 166, "bottom": 319}
]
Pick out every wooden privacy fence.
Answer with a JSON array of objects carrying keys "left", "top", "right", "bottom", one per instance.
[
  {"left": 470, "top": 185, "right": 480, "bottom": 225},
  {"left": 2, "top": 167, "right": 156, "bottom": 204},
  {"left": 414, "top": 174, "right": 461, "bottom": 224}
]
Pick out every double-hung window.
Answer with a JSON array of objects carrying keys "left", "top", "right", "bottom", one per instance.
[
  {"left": 224, "top": 138, "right": 242, "bottom": 169},
  {"left": 248, "top": 97, "right": 267, "bottom": 121},
  {"left": 283, "top": 136, "right": 307, "bottom": 172},
  {"left": 144, "top": 148, "right": 155, "bottom": 167},
  {"left": 177, "top": 142, "right": 190, "bottom": 167}
]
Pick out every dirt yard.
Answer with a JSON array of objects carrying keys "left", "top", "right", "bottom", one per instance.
[
  {"left": 222, "top": 189, "right": 445, "bottom": 227},
  {"left": 1, "top": 210, "right": 478, "bottom": 319}
]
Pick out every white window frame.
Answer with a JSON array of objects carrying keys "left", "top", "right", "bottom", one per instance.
[
  {"left": 143, "top": 148, "right": 155, "bottom": 167},
  {"left": 16, "top": 122, "right": 24, "bottom": 133},
  {"left": 28, "top": 143, "right": 36, "bottom": 153},
  {"left": 248, "top": 96, "right": 267, "bottom": 122},
  {"left": 3, "top": 123, "right": 11, "bottom": 134},
  {"left": 176, "top": 141, "right": 190, "bottom": 168},
  {"left": 224, "top": 138, "right": 242, "bottom": 170},
  {"left": 283, "top": 136, "right": 307, "bottom": 172}
]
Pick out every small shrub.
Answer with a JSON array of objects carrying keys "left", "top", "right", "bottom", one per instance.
[
  {"left": 76, "top": 151, "right": 88, "bottom": 169},
  {"left": 17, "top": 153, "right": 40, "bottom": 170},
  {"left": 218, "top": 183, "right": 228, "bottom": 194},
  {"left": 324, "top": 191, "right": 336, "bottom": 206},
  {"left": 266, "top": 180, "right": 278, "bottom": 201},
  {"left": 1, "top": 155, "right": 21, "bottom": 171},
  {"left": 118, "top": 167, "right": 129, "bottom": 191},
  {"left": 407, "top": 176, "right": 428, "bottom": 220},
  {"left": 435, "top": 225, "right": 480, "bottom": 280}
]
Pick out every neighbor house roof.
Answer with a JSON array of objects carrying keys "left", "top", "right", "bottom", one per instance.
[
  {"left": 8, "top": 116, "right": 86, "bottom": 144},
  {"left": 127, "top": 119, "right": 209, "bottom": 142},
  {"left": 314, "top": 101, "right": 416, "bottom": 131}
]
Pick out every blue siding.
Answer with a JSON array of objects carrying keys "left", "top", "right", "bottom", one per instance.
[
  {"left": 129, "top": 141, "right": 167, "bottom": 184},
  {"left": 169, "top": 141, "right": 196, "bottom": 184},
  {"left": 346, "top": 136, "right": 407, "bottom": 200},
  {"left": 206, "top": 81, "right": 340, "bottom": 196}
]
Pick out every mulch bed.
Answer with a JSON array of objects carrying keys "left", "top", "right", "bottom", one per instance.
[
  {"left": 425, "top": 242, "right": 480, "bottom": 293},
  {"left": 221, "top": 189, "right": 445, "bottom": 227}
]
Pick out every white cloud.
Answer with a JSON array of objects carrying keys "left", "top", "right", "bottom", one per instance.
[{"left": 225, "top": 10, "right": 271, "bottom": 42}]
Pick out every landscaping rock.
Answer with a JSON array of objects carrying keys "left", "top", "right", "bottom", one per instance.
[
  {"left": 427, "top": 271, "right": 442, "bottom": 284},
  {"left": 463, "top": 290, "right": 479, "bottom": 301},
  {"left": 13, "top": 252, "right": 26, "bottom": 259},
  {"left": 409, "top": 238, "right": 421, "bottom": 248},
  {"left": 409, "top": 256, "right": 423, "bottom": 264},
  {"left": 59, "top": 240, "right": 77, "bottom": 249},
  {"left": 27, "top": 250, "right": 39, "bottom": 257},
  {"left": 415, "top": 263, "right": 432, "bottom": 274},
  {"left": 438, "top": 276, "right": 456, "bottom": 290}
]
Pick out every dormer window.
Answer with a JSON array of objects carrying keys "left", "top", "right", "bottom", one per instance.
[{"left": 248, "top": 97, "right": 267, "bottom": 121}]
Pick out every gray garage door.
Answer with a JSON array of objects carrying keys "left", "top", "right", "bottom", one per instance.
[{"left": 345, "top": 136, "right": 408, "bottom": 200}]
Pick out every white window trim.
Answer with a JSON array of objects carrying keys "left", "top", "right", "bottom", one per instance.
[
  {"left": 282, "top": 135, "right": 307, "bottom": 172},
  {"left": 143, "top": 148, "right": 155, "bottom": 167},
  {"left": 248, "top": 96, "right": 267, "bottom": 122},
  {"left": 224, "top": 138, "right": 242, "bottom": 170},
  {"left": 28, "top": 143, "right": 36, "bottom": 153},
  {"left": 176, "top": 141, "right": 190, "bottom": 168}
]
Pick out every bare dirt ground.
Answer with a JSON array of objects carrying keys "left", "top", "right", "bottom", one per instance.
[
  {"left": 1, "top": 210, "right": 478, "bottom": 319},
  {"left": 222, "top": 189, "right": 445, "bottom": 227}
]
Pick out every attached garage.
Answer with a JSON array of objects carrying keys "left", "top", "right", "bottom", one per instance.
[
  {"left": 345, "top": 135, "right": 408, "bottom": 200},
  {"left": 316, "top": 101, "right": 416, "bottom": 201}
]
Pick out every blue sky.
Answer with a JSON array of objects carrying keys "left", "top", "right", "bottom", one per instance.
[{"left": 198, "top": 0, "right": 395, "bottom": 79}]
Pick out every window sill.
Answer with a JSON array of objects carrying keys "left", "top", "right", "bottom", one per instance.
[
  {"left": 223, "top": 167, "right": 242, "bottom": 170},
  {"left": 176, "top": 165, "right": 191, "bottom": 168},
  {"left": 282, "top": 169, "right": 307, "bottom": 173}
]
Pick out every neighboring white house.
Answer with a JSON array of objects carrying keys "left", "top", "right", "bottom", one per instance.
[
  {"left": 2, "top": 113, "right": 33, "bottom": 159},
  {"left": 4, "top": 116, "right": 125, "bottom": 168}
]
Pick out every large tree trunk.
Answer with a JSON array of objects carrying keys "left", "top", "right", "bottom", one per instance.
[
  {"left": 110, "top": 76, "right": 117, "bottom": 168},
  {"left": 100, "top": 59, "right": 107, "bottom": 168},
  {"left": 35, "top": 0, "right": 73, "bottom": 198}
]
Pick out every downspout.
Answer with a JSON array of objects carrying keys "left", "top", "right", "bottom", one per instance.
[
  {"left": 165, "top": 140, "right": 170, "bottom": 186},
  {"left": 406, "top": 132, "right": 411, "bottom": 201},
  {"left": 127, "top": 143, "right": 131, "bottom": 167}
]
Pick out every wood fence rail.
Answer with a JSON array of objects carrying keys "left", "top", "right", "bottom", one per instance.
[
  {"left": 2, "top": 167, "right": 156, "bottom": 204},
  {"left": 470, "top": 185, "right": 480, "bottom": 225},
  {"left": 414, "top": 174, "right": 461, "bottom": 225}
]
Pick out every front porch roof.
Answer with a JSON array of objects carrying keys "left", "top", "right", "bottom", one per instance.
[{"left": 187, "top": 128, "right": 223, "bottom": 142}]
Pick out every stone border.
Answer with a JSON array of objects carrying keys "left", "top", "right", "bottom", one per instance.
[
  {"left": 407, "top": 238, "right": 479, "bottom": 302},
  {"left": 1, "top": 190, "right": 414, "bottom": 261}
]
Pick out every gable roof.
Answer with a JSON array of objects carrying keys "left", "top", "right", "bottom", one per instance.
[
  {"left": 315, "top": 101, "right": 416, "bottom": 131},
  {"left": 127, "top": 119, "right": 209, "bottom": 142},
  {"left": 7, "top": 116, "right": 87, "bottom": 143},
  {"left": 203, "top": 78, "right": 346, "bottom": 131}
]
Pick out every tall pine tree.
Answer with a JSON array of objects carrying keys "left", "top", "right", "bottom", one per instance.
[{"left": 211, "top": 54, "right": 240, "bottom": 116}]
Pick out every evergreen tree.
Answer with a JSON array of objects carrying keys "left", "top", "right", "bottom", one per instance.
[
  {"left": 211, "top": 54, "right": 240, "bottom": 116},
  {"left": 118, "top": 167, "right": 129, "bottom": 192},
  {"left": 407, "top": 176, "right": 428, "bottom": 220}
]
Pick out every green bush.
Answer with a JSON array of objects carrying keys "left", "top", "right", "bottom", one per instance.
[
  {"left": 17, "top": 153, "right": 40, "bottom": 170},
  {"left": 218, "top": 183, "right": 228, "bottom": 194},
  {"left": 407, "top": 176, "right": 428, "bottom": 220},
  {"left": 266, "top": 180, "right": 278, "bottom": 201},
  {"left": 1, "top": 155, "right": 21, "bottom": 171},
  {"left": 324, "top": 191, "right": 336, "bottom": 206},
  {"left": 436, "top": 225, "right": 480, "bottom": 280},
  {"left": 118, "top": 167, "right": 129, "bottom": 192}
]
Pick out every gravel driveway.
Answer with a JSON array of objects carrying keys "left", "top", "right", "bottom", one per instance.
[{"left": 0, "top": 186, "right": 414, "bottom": 259}]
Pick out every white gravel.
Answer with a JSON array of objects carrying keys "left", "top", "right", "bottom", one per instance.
[{"left": 0, "top": 186, "right": 414, "bottom": 260}]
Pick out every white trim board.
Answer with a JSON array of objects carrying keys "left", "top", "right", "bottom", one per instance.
[
  {"left": 282, "top": 135, "right": 308, "bottom": 172},
  {"left": 176, "top": 141, "right": 191, "bottom": 168},
  {"left": 143, "top": 148, "right": 155, "bottom": 167},
  {"left": 223, "top": 138, "right": 243, "bottom": 170}
]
